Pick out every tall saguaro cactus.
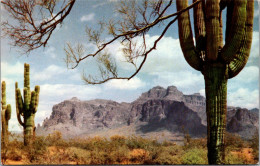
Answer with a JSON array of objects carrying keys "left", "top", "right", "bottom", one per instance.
[
  {"left": 1, "top": 81, "right": 11, "bottom": 147},
  {"left": 176, "top": 0, "right": 254, "bottom": 164},
  {"left": 15, "top": 63, "right": 40, "bottom": 146}
]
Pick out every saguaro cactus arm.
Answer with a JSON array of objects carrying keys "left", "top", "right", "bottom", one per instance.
[
  {"left": 16, "top": 87, "right": 25, "bottom": 127},
  {"left": 34, "top": 86, "right": 40, "bottom": 113},
  {"left": 228, "top": 0, "right": 254, "bottom": 78},
  {"left": 193, "top": 0, "right": 206, "bottom": 51},
  {"left": 205, "top": 0, "right": 220, "bottom": 61},
  {"left": 5, "top": 105, "right": 11, "bottom": 121},
  {"left": 24, "top": 63, "right": 30, "bottom": 89},
  {"left": 2, "top": 81, "right": 6, "bottom": 106},
  {"left": 176, "top": 0, "right": 203, "bottom": 71},
  {"left": 1, "top": 81, "right": 11, "bottom": 146},
  {"left": 220, "top": 0, "right": 247, "bottom": 63}
]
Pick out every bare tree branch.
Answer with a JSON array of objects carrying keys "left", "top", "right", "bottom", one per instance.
[
  {"left": 67, "top": 0, "right": 201, "bottom": 84},
  {"left": 81, "top": 16, "right": 178, "bottom": 85},
  {"left": 1, "top": 0, "right": 75, "bottom": 52},
  {"left": 65, "top": 0, "right": 200, "bottom": 67},
  {"left": 2, "top": 0, "right": 202, "bottom": 85}
]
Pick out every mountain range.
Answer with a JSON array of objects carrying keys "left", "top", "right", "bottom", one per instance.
[{"left": 36, "top": 85, "right": 259, "bottom": 142}]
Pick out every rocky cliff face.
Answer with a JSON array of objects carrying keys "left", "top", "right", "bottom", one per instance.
[
  {"left": 227, "top": 108, "right": 259, "bottom": 137},
  {"left": 37, "top": 86, "right": 258, "bottom": 140}
]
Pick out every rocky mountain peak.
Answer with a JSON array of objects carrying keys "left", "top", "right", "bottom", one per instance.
[
  {"left": 147, "top": 86, "right": 166, "bottom": 98},
  {"left": 70, "top": 97, "right": 80, "bottom": 101},
  {"left": 136, "top": 85, "right": 184, "bottom": 102},
  {"left": 165, "top": 85, "right": 184, "bottom": 101}
]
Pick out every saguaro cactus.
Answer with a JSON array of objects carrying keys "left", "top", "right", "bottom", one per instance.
[
  {"left": 15, "top": 63, "right": 40, "bottom": 145},
  {"left": 176, "top": 0, "right": 254, "bottom": 164},
  {"left": 1, "top": 81, "right": 11, "bottom": 147}
]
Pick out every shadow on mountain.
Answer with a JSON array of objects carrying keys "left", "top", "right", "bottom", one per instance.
[{"left": 136, "top": 100, "right": 207, "bottom": 137}]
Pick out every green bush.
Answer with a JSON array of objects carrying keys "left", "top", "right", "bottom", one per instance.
[
  {"left": 225, "top": 153, "right": 246, "bottom": 164},
  {"left": 181, "top": 148, "right": 208, "bottom": 165}
]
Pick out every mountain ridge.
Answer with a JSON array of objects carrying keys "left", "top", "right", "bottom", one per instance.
[{"left": 36, "top": 85, "right": 258, "bottom": 141}]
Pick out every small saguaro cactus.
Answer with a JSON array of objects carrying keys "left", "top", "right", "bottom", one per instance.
[
  {"left": 1, "top": 81, "right": 12, "bottom": 147},
  {"left": 15, "top": 63, "right": 40, "bottom": 146}
]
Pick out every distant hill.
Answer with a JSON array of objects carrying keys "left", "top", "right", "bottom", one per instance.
[{"left": 36, "top": 86, "right": 259, "bottom": 141}]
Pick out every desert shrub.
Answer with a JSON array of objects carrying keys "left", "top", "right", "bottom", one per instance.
[
  {"left": 7, "top": 149, "right": 23, "bottom": 161},
  {"left": 1, "top": 133, "right": 24, "bottom": 164},
  {"left": 89, "top": 149, "right": 114, "bottom": 164},
  {"left": 147, "top": 146, "right": 183, "bottom": 165},
  {"left": 225, "top": 152, "right": 246, "bottom": 164},
  {"left": 129, "top": 148, "right": 149, "bottom": 163},
  {"left": 153, "top": 152, "right": 182, "bottom": 165},
  {"left": 45, "top": 131, "right": 66, "bottom": 146},
  {"left": 183, "top": 136, "right": 207, "bottom": 150},
  {"left": 225, "top": 132, "right": 246, "bottom": 150},
  {"left": 162, "top": 140, "right": 176, "bottom": 146},
  {"left": 126, "top": 136, "right": 159, "bottom": 150},
  {"left": 26, "top": 136, "right": 47, "bottom": 163},
  {"left": 1, "top": 145, "right": 8, "bottom": 164},
  {"left": 88, "top": 136, "right": 109, "bottom": 151},
  {"left": 110, "top": 135, "right": 126, "bottom": 146},
  {"left": 68, "top": 138, "right": 87, "bottom": 149},
  {"left": 181, "top": 148, "right": 208, "bottom": 165},
  {"left": 189, "top": 138, "right": 207, "bottom": 149},
  {"left": 110, "top": 145, "right": 130, "bottom": 163},
  {"left": 250, "top": 130, "right": 259, "bottom": 162},
  {"left": 67, "top": 147, "right": 91, "bottom": 164}
]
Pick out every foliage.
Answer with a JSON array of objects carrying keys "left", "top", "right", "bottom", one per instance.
[
  {"left": 250, "top": 130, "right": 259, "bottom": 162},
  {"left": 1, "top": 132, "right": 258, "bottom": 165},
  {"left": 225, "top": 132, "right": 247, "bottom": 150},
  {"left": 181, "top": 148, "right": 208, "bottom": 165},
  {"left": 225, "top": 152, "right": 247, "bottom": 164}
]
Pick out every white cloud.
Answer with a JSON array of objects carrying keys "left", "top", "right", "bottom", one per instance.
[
  {"left": 228, "top": 88, "right": 259, "bottom": 109},
  {"left": 32, "top": 65, "right": 66, "bottom": 81},
  {"left": 106, "top": 35, "right": 192, "bottom": 75},
  {"left": 254, "top": 6, "right": 259, "bottom": 18},
  {"left": 233, "top": 66, "right": 259, "bottom": 83},
  {"left": 92, "top": 2, "right": 107, "bottom": 8},
  {"left": 1, "top": 61, "right": 24, "bottom": 76},
  {"left": 40, "top": 83, "right": 101, "bottom": 100},
  {"left": 44, "top": 46, "right": 57, "bottom": 59},
  {"left": 104, "top": 77, "right": 146, "bottom": 90},
  {"left": 199, "top": 89, "right": 205, "bottom": 97},
  {"left": 31, "top": 65, "right": 80, "bottom": 82},
  {"left": 250, "top": 31, "right": 259, "bottom": 59},
  {"left": 151, "top": 70, "right": 204, "bottom": 95},
  {"left": 80, "top": 13, "right": 95, "bottom": 22}
]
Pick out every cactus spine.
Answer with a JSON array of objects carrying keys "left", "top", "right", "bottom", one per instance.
[
  {"left": 176, "top": 0, "right": 253, "bottom": 164},
  {"left": 15, "top": 63, "right": 40, "bottom": 146},
  {"left": 1, "top": 81, "right": 11, "bottom": 147}
]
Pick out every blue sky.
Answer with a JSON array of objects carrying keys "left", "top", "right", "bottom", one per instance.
[{"left": 1, "top": 0, "right": 259, "bottom": 132}]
